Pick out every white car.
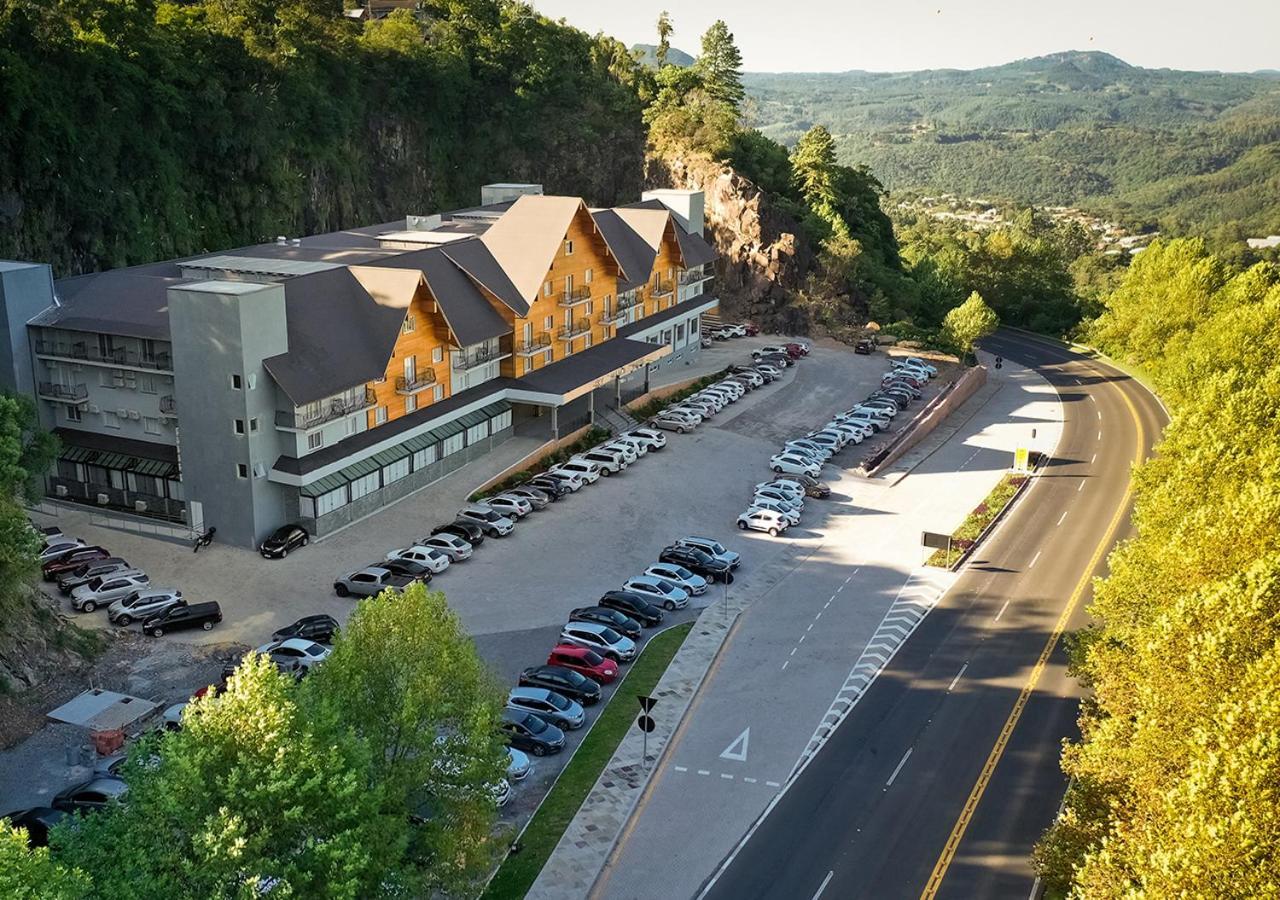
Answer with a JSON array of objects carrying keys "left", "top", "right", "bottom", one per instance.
[
  {"left": 755, "top": 363, "right": 783, "bottom": 379},
  {"left": 507, "top": 747, "right": 532, "bottom": 781},
  {"left": 782, "top": 444, "right": 826, "bottom": 468},
  {"left": 574, "top": 448, "right": 628, "bottom": 474},
  {"left": 625, "top": 428, "right": 667, "bottom": 451},
  {"left": 652, "top": 412, "right": 697, "bottom": 434},
  {"left": 622, "top": 576, "right": 690, "bottom": 611},
  {"left": 607, "top": 436, "right": 648, "bottom": 458},
  {"left": 543, "top": 470, "right": 584, "bottom": 492},
  {"left": 806, "top": 432, "right": 844, "bottom": 454},
  {"left": 691, "top": 392, "right": 725, "bottom": 412},
  {"left": 254, "top": 638, "right": 332, "bottom": 673},
  {"left": 750, "top": 498, "right": 801, "bottom": 525},
  {"left": 785, "top": 439, "right": 832, "bottom": 460},
  {"left": 738, "top": 508, "right": 789, "bottom": 536},
  {"left": 894, "top": 356, "right": 937, "bottom": 377},
  {"left": 756, "top": 480, "right": 805, "bottom": 501},
  {"left": 701, "top": 386, "right": 734, "bottom": 405},
  {"left": 644, "top": 563, "right": 708, "bottom": 596},
  {"left": 753, "top": 345, "right": 791, "bottom": 359},
  {"left": 674, "top": 398, "right": 716, "bottom": 418},
  {"left": 824, "top": 422, "right": 866, "bottom": 444},
  {"left": 831, "top": 414, "right": 875, "bottom": 437},
  {"left": 732, "top": 369, "right": 764, "bottom": 388},
  {"left": 770, "top": 453, "right": 820, "bottom": 477},
  {"left": 71, "top": 570, "right": 150, "bottom": 613},
  {"left": 559, "top": 621, "right": 637, "bottom": 662},
  {"left": 387, "top": 545, "right": 451, "bottom": 573},
  {"left": 457, "top": 505, "right": 516, "bottom": 536},
  {"left": 755, "top": 487, "right": 804, "bottom": 512},
  {"left": 420, "top": 534, "right": 473, "bottom": 561},
  {"left": 725, "top": 323, "right": 748, "bottom": 338},
  {"left": 600, "top": 440, "right": 639, "bottom": 464},
  {"left": 487, "top": 494, "right": 533, "bottom": 518},
  {"left": 550, "top": 459, "right": 602, "bottom": 484},
  {"left": 663, "top": 407, "right": 703, "bottom": 425},
  {"left": 716, "top": 380, "right": 745, "bottom": 399}
]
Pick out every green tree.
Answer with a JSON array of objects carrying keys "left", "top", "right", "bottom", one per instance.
[
  {"left": 644, "top": 64, "right": 738, "bottom": 157},
  {"left": 655, "top": 10, "right": 672, "bottom": 68},
  {"left": 0, "top": 393, "right": 58, "bottom": 501},
  {"left": 694, "top": 20, "right": 744, "bottom": 111},
  {"left": 941, "top": 291, "right": 998, "bottom": 356},
  {"left": 0, "top": 822, "right": 89, "bottom": 899},
  {"left": 304, "top": 584, "right": 508, "bottom": 895},
  {"left": 791, "top": 124, "right": 839, "bottom": 210},
  {"left": 56, "top": 654, "right": 409, "bottom": 898}
]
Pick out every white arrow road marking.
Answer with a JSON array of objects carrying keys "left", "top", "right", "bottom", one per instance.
[{"left": 720, "top": 728, "right": 751, "bottom": 762}]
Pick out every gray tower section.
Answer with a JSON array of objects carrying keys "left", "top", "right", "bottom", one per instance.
[
  {"left": 168, "top": 281, "right": 290, "bottom": 549},
  {"left": 0, "top": 261, "right": 56, "bottom": 397}
]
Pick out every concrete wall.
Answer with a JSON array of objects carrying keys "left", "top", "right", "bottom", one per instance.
[
  {"left": 168, "top": 281, "right": 291, "bottom": 548},
  {"left": 468, "top": 423, "right": 593, "bottom": 496},
  {"left": 868, "top": 365, "right": 989, "bottom": 474},
  {"left": 0, "top": 262, "right": 53, "bottom": 398}
]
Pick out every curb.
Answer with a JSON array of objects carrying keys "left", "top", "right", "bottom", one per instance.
[{"left": 944, "top": 456, "right": 1046, "bottom": 571}]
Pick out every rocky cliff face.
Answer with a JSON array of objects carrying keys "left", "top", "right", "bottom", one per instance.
[{"left": 646, "top": 153, "right": 813, "bottom": 330}]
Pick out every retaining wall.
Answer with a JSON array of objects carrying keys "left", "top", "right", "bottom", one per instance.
[{"left": 869, "top": 365, "right": 988, "bottom": 474}]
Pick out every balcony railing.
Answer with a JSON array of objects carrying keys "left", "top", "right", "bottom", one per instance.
[
  {"left": 515, "top": 334, "right": 552, "bottom": 356},
  {"left": 558, "top": 318, "right": 592, "bottom": 341},
  {"left": 453, "top": 346, "right": 508, "bottom": 371},
  {"left": 276, "top": 387, "right": 376, "bottom": 431},
  {"left": 649, "top": 279, "right": 674, "bottom": 298},
  {"left": 557, "top": 286, "right": 593, "bottom": 307},
  {"left": 37, "top": 382, "right": 89, "bottom": 404},
  {"left": 395, "top": 369, "right": 438, "bottom": 394},
  {"left": 599, "top": 308, "right": 629, "bottom": 327},
  {"left": 159, "top": 395, "right": 177, "bottom": 417},
  {"left": 617, "top": 293, "right": 642, "bottom": 311},
  {"left": 680, "top": 265, "right": 713, "bottom": 285},
  {"left": 34, "top": 340, "right": 173, "bottom": 372}
]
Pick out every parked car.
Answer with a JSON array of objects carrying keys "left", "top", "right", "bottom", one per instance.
[
  {"left": 334, "top": 566, "right": 418, "bottom": 598},
  {"left": 488, "top": 493, "right": 533, "bottom": 518},
  {"left": 786, "top": 438, "right": 833, "bottom": 459},
  {"left": 507, "top": 686, "right": 586, "bottom": 730},
  {"left": 387, "top": 545, "right": 451, "bottom": 574},
  {"left": 605, "top": 436, "right": 647, "bottom": 460},
  {"left": 2, "top": 806, "right": 68, "bottom": 847},
  {"left": 142, "top": 601, "right": 222, "bottom": 637},
  {"left": 524, "top": 475, "right": 571, "bottom": 498},
  {"left": 600, "top": 440, "right": 639, "bottom": 464},
  {"left": 38, "top": 539, "right": 86, "bottom": 564},
  {"left": 559, "top": 621, "right": 636, "bottom": 662},
  {"left": 161, "top": 702, "right": 188, "bottom": 731},
  {"left": 456, "top": 505, "right": 516, "bottom": 536},
  {"left": 272, "top": 614, "right": 339, "bottom": 644},
  {"left": 549, "top": 459, "right": 602, "bottom": 484},
  {"left": 775, "top": 475, "right": 832, "bottom": 499},
  {"left": 107, "top": 587, "right": 183, "bottom": 626},
  {"left": 738, "top": 508, "right": 789, "bottom": 536},
  {"left": 661, "top": 407, "right": 703, "bottom": 426},
  {"left": 379, "top": 558, "right": 434, "bottom": 583},
  {"left": 538, "top": 469, "right": 585, "bottom": 492},
  {"left": 432, "top": 520, "right": 485, "bottom": 546},
  {"left": 755, "top": 362, "right": 784, "bottom": 379},
  {"left": 500, "top": 709, "right": 565, "bottom": 757},
  {"left": 518, "top": 665, "right": 602, "bottom": 706},
  {"left": 725, "top": 323, "right": 748, "bottom": 338},
  {"left": 624, "top": 428, "right": 668, "bottom": 451},
  {"left": 51, "top": 777, "right": 128, "bottom": 814},
  {"left": 657, "top": 545, "right": 733, "bottom": 583},
  {"left": 547, "top": 644, "right": 619, "bottom": 683},
  {"left": 727, "top": 374, "right": 759, "bottom": 392},
  {"left": 573, "top": 448, "right": 627, "bottom": 475},
  {"left": 804, "top": 432, "right": 844, "bottom": 454},
  {"left": 775, "top": 471, "right": 822, "bottom": 489},
  {"left": 506, "top": 747, "right": 532, "bottom": 781},
  {"left": 824, "top": 422, "right": 866, "bottom": 444},
  {"left": 785, "top": 341, "right": 810, "bottom": 357},
  {"left": 760, "top": 352, "right": 792, "bottom": 369},
  {"left": 645, "top": 562, "right": 708, "bottom": 596},
  {"left": 770, "top": 452, "right": 820, "bottom": 477},
  {"left": 894, "top": 356, "right": 938, "bottom": 377},
  {"left": 750, "top": 497, "right": 801, "bottom": 525},
  {"left": 859, "top": 398, "right": 900, "bottom": 416},
  {"left": 651, "top": 412, "right": 697, "bottom": 434},
  {"left": 505, "top": 486, "right": 552, "bottom": 508},
  {"left": 753, "top": 344, "right": 796, "bottom": 360},
  {"left": 728, "top": 366, "right": 765, "bottom": 387},
  {"left": 756, "top": 480, "right": 805, "bottom": 502},
  {"left": 421, "top": 533, "right": 474, "bottom": 560},
  {"left": 71, "top": 571, "right": 151, "bottom": 613},
  {"left": 781, "top": 445, "right": 825, "bottom": 468},
  {"left": 57, "top": 557, "right": 133, "bottom": 595},
  {"left": 842, "top": 410, "right": 887, "bottom": 433},
  {"left": 254, "top": 637, "right": 331, "bottom": 674},
  {"left": 569, "top": 605, "right": 642, "bottom": 639},
  {"left": 598, "top": 590, "right": 665, "bottom": 627},
  {"left": 259, "top": 524, "right": 309, "bottom": 559},
  {"left": 622, "top": 575, "right": 690, "bottom": 611},
  {"left": 42, "top": 546, "right": 110, "bottom": 580},
  {"left": 854, "top": 339, "right": 874, "bottom": 355},
  {"left": 676, "top": 536, "right": 741, "bottom": 569}
]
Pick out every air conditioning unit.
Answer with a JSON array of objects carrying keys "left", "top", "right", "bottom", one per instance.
[
  {"left": 55, "top": 484, "right": 68, "bottom": 497},
  {"left": 134, "top": 500, "right": 148, "bottom": 512},
  {"left": 116, "top": 408, "right": 128, "bottom": 419},
  {"left": 88, "top": 404, "right": 100, "bottom": 413},
  {"left": 96, "top": 493, "right": 109, "bottom": 505},
  {"left": 127, "top": 410, "right": 140, "bottom": 420}
]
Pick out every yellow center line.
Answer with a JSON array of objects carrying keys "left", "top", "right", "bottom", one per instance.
[{"left": 919, "top": 356, "right": 1147, "bottom": 900}]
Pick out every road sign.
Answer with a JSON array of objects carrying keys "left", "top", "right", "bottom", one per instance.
[
  {"left": 636, "top": 715, "right": 656, "bottom": 733},
  {"left": 720, "top": 728, "right": 750, "bottom": 762},
  {"left": 1013, "top": 447, "right": 1031, "bottom": 473},
  {"left": 637, "top": 695, "right": 657, "bottom": 713},
  {"left": 921, "top": 531, "right": 952, "bottom": 551}
]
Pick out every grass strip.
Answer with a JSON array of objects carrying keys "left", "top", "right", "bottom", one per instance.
[
  {"left": 926, "top": 472, "right": 1028, "bottom": 568},
  {"left": 482, "top": 621, "right": 694, "bottom": 899}
]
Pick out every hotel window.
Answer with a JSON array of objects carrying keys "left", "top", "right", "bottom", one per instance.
[
  {"left": 565, "top": 274, "right": 573, "bottom": 295},
  {"left": 402, "top": 315, "right": 416, "bottom": 334},
  {"left": 383, "top": 456, "right": 410, "bottom": 484},
  {"left": 405, "top": 395, "right": 418, "bottom": 414},
  {"left": 543, "top": 281, "right": 553, "bottom": 297},
  {"left": 466, "top": 421, "right": 488, "bottom": 444},
  {"left": 66, "top": 406, "right": 82, "bottom": 423},
  {"left": 564, "top": 239, "right": 574, "bottom": 256},
  {"left": 432, "top": 346, "right": 444, "bottom": 364},
  {"left": 316, "top": 486, "right": 348, "bottom": 516},
  {"left": 442, "top": 432, "right": 464, "bottom": 457},
  {"left": 375, "top": 406, "right": 388, "bottom": 425},
  {"left": 231, "top": 374, "right": 242, "bottom": 390},
  {"left": 584, "top": 332, "right": 592, "bottom": 349},
  {"left": 413, "top": 444, "right": 438, "bottom": 470},
  {"left": 523, "top": 322, "right": 532, "bottom": 345},
  {"left": 234, "top": 418, "right": 245, "bottom": 435},
  {"left": 140, "top": 374, "right": 157, "bottom": 394},
  {"left": 584, "top": 268, "right": 593, "bottom": 284},
  {"left": 350, "top": 471, "right": 380, "bottom": 501},
  {"left": 249, "top": 417, "right": 259, "bottom": 433},
  {"left": 143, "top": 417, "right": 161, "bottom": 436},
  {"left": 307, "top": 431, "right": 323, "bottom": 451},
  {"left": 253, "top": 462, "right": 267, "bottom": 479},
  {"left": 236, "top": 463, "right": 248, "bottom": 479},
  {"left": 432, "top": 384, "right": 444, "bottom": 402},
  {"left": 585, "top": 299, "right": 593, "bottom": 316},
  {"left": 103, "top": 411, "right": 120, "bottom": 430},
  {"left": 544, "top": 315, "right": 554, "bottom": 331}
]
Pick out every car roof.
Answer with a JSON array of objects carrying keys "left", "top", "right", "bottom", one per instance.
[
  {"left": 356, "top": 566, "right": 392, "bottom": 576},
  {"left": 626, "top": 575, "right": 662, "bottom": 586},
  {"left": 565, "top": 621, "right": 610, "bottom": 636},
  {"left": 67, "top": 777, "right": 128, "bottom": 796},
  {"left": 509, "top": 686, "right": 553, "bottom": 702}
]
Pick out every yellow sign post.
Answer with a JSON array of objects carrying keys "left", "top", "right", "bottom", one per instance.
[{"left": 1013, "top": 446, "right": 1030, "bottom": 473}]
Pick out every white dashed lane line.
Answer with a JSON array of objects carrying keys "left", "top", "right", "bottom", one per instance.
[
  {"left": 1057, "top": 510, "right": 1069, "bottom": 526},
  {"left": 885, "top": 747, "right": 913, "bottom": 787},
  {"left": 1078, "top": 480, "right": 1085, "bottom": 492},
  {"left": 1029, "top": 550, "right": 1042, "bottom": 569},
  {"left": 947, "top": 662, "right": 969, "bottom": 692}
]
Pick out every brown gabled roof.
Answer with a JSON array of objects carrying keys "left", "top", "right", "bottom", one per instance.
[
  {"left": 440, "top": 239, "right": 528, "bottom": 317},
  {"left": 478, "top": 195, "right": 588, "bottom": 306},
  {"left": 612, "top": 206, "right": 673, "bottom": 254},
  {"left": 372, "top": 247, "right": 511, "bottom": 347}
]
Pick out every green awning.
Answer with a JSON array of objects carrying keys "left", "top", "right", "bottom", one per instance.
[
  {"left": 372, "top": 446, "right": 410, "bottom": 466},
  {"left": 133, "top": 458, "right": 176, "bottom": 477},
  {"left": 482, "top": 400, "right": 512, "bottom": 419},
  {"left": 341, "top": 457, "right": 381, "bottom": 479},
  {"left": 458, "top": 409, "right": 489, "bottom": 429},
  {"left": 404, "top": 431, "right": 439, "bottom": 453},
  {"left": 60, "top": 446, "right": 178, "bottom": 479},
  {"left": 434, "top": 419, "right": 466, "bottom": 439},
  {"left": 301, "top": 473, "right": 348, "bottom": 498}
]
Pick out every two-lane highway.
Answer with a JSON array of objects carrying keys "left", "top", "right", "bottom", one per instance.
[{"left": 699, "top": 331, "right": 1166, "bottom": 900}]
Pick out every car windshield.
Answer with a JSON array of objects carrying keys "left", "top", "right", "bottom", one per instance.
[
  {"left": 523, "top": 714, "right": 547, "bottom": 734},
  {"left": 597, "top": 626, "right": 622, "bottom": 643},
  {"left": 558, "top": 668, "right": 588, "bottom": 687},
  {"left": 86, "top": 577, "right": 106, "bottom": 590},
  {"left": 475, "top": 510, "right": 499, "bottom": 522},
  {"left": 546, "top": 692, "right": 570, "bottom": 711},
  {"left": 670, "top": 565, "right": 693, "bottom": 579},
  {"left": 647, "top": 580, "right": 673, "bottom": 594},
  {"left": 580, "top": 650, "right": 605, "bottom": 666}
]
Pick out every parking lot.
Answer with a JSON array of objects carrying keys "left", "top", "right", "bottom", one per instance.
[{"left": 14, "top": 334, "right": 952, "bottom": 823}]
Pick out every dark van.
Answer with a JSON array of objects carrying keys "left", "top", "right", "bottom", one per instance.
[{"left": 142, "top": 602, "right": 222, "bottom": 637}]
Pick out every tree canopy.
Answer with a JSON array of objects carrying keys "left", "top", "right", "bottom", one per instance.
[{"left": 941, "top": 291, "right": 999, "bottom": 355}]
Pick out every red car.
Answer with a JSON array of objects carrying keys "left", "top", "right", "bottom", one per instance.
[
  {"left": 743, "top": 322, "right": 760, "bottom": 336},
  {"left": 42, "top": 546, "right": 111, "bottom": 580},
  {"left": 785, "top": 341, "right": 810, "bottom": 357},
  {"left": 883, "top": 372, "right": 925, "bottom": 389},
  {"left": 547, "top": 645, "right": 619, "bottom": 683}
]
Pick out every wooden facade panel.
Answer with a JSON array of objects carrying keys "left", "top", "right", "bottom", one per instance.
[{"left": 365, "top": 283, "right": 453, "bottom": 429}]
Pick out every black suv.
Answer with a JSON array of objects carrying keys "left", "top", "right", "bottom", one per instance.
[
  {"left": 432, "top": 521, "right": 485, "bottom": 546},
  {"left": 272, "top": 614, "right": 340, "bottom": 644},
  {"left": 142, "top": 601, "right": 222, "bottom": 637},
  {"left": 658, "top": 545, "right": 733, "bottom": 583},
  {"left": 259, "top": 524, "right": 309, "bottom": 559},
  {"left": 526, "top": 475, "right": 570, "bottom": 498},
  {"left": 598, "top": 591, "right": 664, "bottom": 627},
  {"left": 569, "top": 606, "right": 642, "bottom": 639},
  {"left": 57, "top": 557, "right": 133, "bottom": 595},
  {"left": 518, "top": 665, "right": 602, "bottom": 706}
]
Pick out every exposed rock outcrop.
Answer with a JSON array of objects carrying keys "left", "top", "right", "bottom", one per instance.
[{"left": 646, "top": 153, "right": 813, "bottom": 330}]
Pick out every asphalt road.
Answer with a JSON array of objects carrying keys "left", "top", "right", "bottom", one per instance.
[{"left": 698, "top": 331, "right": 1167, "bottom": 900}]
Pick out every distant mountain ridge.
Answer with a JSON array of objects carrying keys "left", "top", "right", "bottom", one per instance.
[
  {"left": 742, "top": 50, "right": 1280, "bottom": 240},
  {"left": 632, "top": 43, "right": 695, "bottom": 68}
]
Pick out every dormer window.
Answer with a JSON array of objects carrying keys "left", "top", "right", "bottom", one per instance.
[
  {"left": 402, "top": 315, "right": 416, "bottom": 334},
  {"left": 564, "top": 240, "right": 574, "bottom": 256}
]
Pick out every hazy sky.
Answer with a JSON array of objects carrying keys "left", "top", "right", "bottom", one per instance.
[{"left": 529, "top": 1, "right": 1279, "bottom": 73}]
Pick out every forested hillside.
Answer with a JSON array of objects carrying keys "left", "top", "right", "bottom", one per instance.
[
  {"left": 1033, "top": 240, "right": 1280, "bottom": 895},
  {"left": 0, "top": 0, "right": 648, "bottom": 274},
  {"left": 745, "top": 52, "right": 1280, "bottom": 240}
]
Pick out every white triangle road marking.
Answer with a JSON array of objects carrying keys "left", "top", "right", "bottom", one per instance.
[{"left": 720, "top": 727, "right": 750, "bottom": 762}]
